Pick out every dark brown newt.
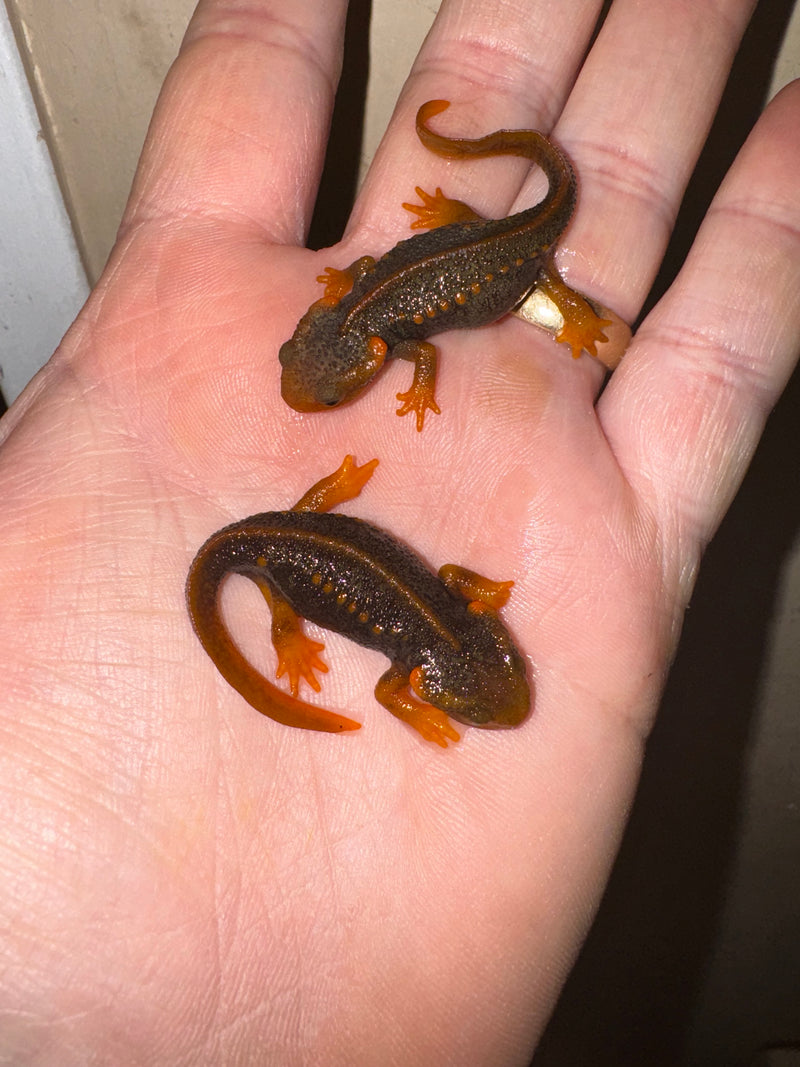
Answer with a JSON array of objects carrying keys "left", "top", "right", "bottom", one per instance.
[
  {"left": 186, "top": 456, "right": 530, "bottom": 747},
  {"left": 279, "top": 99, "right": 609, "bottom": 430}
]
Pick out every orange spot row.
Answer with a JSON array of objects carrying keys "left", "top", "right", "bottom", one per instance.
[
  {"left": 389, "top": 255, "right": 529, "bottom": 329},
  {"left": 309, "top": 565, "right": 402, "bottom": 640}
]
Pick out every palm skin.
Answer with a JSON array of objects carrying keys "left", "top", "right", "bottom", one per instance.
[{"left": 0, "top": 2, "right": 798, "bottom": 1064}]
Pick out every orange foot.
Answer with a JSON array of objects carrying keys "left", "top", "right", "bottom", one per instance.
[
  {"left": 406, "top": 705, "right": 461, "bottom": 748},
  {"left": 315, "top": 266, "right": 353, "bottom": 305},
  {"left": 395, "top": 383, "right": 441, "bottom": 432},
  {"left": 402, "top": 186, "right": 481, "bottom": 230},
  {"left": 534, "top": 267, "right": 611, "bottom": 359},
  {"left": 275, "top": 631, "right": 329, "bottom": 697},
  {"left": 556, "top": 303, "right": 612, "bottom": 360}
]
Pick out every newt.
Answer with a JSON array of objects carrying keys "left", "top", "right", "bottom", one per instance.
[
  {"left": 279, "top": 99, "right": 609, "bottom": 430},
  {"left": 186, "top": 456, "right": 530, "bottom": 746}
]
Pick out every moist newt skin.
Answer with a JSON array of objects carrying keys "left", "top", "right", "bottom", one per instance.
[
  {"left": 186, "top": 456, "right": 531, "bottom": 747},
  {"left": 279, "top": 99, "right": 608, "bottom": 430}
]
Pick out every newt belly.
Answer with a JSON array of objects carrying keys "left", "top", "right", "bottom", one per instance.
[
  {"left": 279, "top": 99, "right": 610, "bottom": 430},
  {"left": 186, "top": 456, "right": 530, "bottom": 747}
]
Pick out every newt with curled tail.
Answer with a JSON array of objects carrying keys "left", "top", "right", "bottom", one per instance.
[{"left": 186, "top": 456, "right": 530, "bottom": 747}]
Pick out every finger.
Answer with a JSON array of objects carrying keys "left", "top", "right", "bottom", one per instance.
[
  {"left": 347, "top": 0, "right": 606, "bottom": 240},
  {"left": 599, "top": 80, "right": 800, "bottom": 592},
  {"left": 554, "top": 0, "right": 757, "bottom": 322},
  {"left": 123, "top": 0, "right": 348, "bottom": 245}
]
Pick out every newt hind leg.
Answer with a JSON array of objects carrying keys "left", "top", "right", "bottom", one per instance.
[
  {"left": 402, "top": 186, "right": 483, "bottom": 230},
  {"left": 246, "top": 454, "right": 381, "bottom": 698},
  {"left": 186, "top": 547, "right": 360, "bottom": 735},
  {"left": 534, "top": 265, "right": 611, "bottom": 359},
  {"left": 251, "top": 575, "right": 328, "bottom": 697}
]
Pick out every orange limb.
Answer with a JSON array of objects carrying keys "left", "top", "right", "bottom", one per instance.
[
  {"left": 438, "top": 564, "right": 514, "bottom": 611},
  {"left": 315, "top": 256, "right": 375, "bottom": 305},
  {"left": 251, "top": 576, "right": 328, "bottom": 697},
  {"left": 275, "top": 629, "right": 327, "bottom": 697},
  {"left": 402, "top": 186, "right": 483, "bottom": 230},
  {"left": 535, "top": 265, "right": 611, "bottom": 360},
  {"left": 393, "top": 340, "right": 441, "bottom": 432},
  {"left": 375, "top": 664, "right": 460, "bottom": 748},
  {"left": 292, "top": 454, "right": 379, "bottom": 514}
]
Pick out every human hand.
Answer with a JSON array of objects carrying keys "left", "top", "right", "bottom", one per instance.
[{"left": 1, "top": 1, "right": 798, "bottom": 1063}]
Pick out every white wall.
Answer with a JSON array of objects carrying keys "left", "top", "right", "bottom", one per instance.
[{"left": 0, "top": 5, "right": 88, "bottom": 404}]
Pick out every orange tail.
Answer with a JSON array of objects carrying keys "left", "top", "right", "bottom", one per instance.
[{"left": 415, "top": 99, "right": 575, "bottom": 222}]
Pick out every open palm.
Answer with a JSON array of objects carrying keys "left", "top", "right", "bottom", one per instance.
[{"left": 1, "top": 2, "right": 798, "bottom": 1064}]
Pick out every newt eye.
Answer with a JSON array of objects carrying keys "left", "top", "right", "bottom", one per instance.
[{"left": 313, "top": 388, "right": 341, "bottom": 407}]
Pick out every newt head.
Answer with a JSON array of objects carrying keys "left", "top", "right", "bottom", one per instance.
[
  {"left": 279, "top": 308, "right": 387, "bottom": 413},
  {"left": 413, "top": 616, "right": 531, "bottom": 729}
]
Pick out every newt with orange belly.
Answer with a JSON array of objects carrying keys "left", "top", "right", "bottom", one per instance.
[
  {"left": 186, "top": 456, "right": 530, "bottom": 746},
  {"left": 279, "top": 99, "right": 609, "bottom": 430}
]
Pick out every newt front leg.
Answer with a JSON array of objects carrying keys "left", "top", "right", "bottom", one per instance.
[
  {"left": 375, "top": 664, "right": 461, "bottom": 748},
  {"left": 392, "top": 340, "right": 441, "bottom": 431}
]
